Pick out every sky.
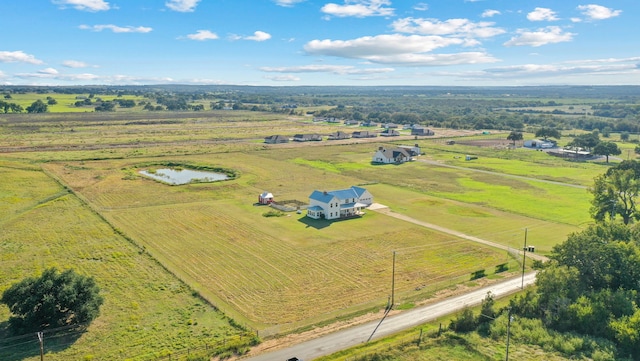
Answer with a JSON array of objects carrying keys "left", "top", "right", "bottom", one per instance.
[{"left": 1, "top": 0, "right": 639, "bottom": 86}]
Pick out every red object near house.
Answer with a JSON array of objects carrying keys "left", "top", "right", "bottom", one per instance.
[{"left": 259, "top": 191, "right": 274, "bottom": 205}]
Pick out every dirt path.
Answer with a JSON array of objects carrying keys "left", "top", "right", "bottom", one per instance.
[{"left": 370, "top": 203, "right": 548, "bottom": 262}]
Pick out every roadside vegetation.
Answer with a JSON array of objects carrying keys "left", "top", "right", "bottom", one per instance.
[{"left": 2, "top": 85, "right": 640, "bottom": 360}]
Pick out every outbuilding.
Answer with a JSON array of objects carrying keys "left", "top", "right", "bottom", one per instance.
[{"left": 258, "top": 191, "right": 274, "bottom": 205}]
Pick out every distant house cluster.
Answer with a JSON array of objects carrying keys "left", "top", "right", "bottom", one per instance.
[
  {"left": 307, "top": 186, "right": 373, "bottom": 220},
  {"left": 264, "top": 126, "right": 434, "bottom": 144},
  {"left": 372, "top": 144, "right": 421, "bottom": 164}
]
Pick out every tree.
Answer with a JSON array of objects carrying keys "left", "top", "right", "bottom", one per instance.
[
  {"left": 535, "top": 127, "right": 561, "bottom": 140},
  {"left": 593, "top": 141, "right": 621, "bottom": 163},
  {"left": 1, "top": 268, "right": 103, "bottom": 334},
  {"left": 506, "top": 131, "right": 523, "bottom": 146},
  {"left": 95, "top": 101, "right": 115, "bottom": 112},
  {"left": 621, "top": 131, "right": 630, "bottom": 142},
  {"left": 590, "top": 169, "right": 640, "bottom": 224},
  {"left": 26, "top": 99, "right": 48, "bottom": 113},
  {"left": 570, "top": 132, "right": 600, "bottom": 151}
]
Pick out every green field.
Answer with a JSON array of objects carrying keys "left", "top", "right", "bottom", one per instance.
[{"left": 0, "top": 107, "right": 619, "bottom": 359}]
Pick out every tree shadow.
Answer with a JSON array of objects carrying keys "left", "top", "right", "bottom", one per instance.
[{"left": 0, "top": 322, "right": 87, "bottom": 361}]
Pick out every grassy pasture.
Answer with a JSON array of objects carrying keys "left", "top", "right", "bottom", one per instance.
[
  {"left": 0, "top": 162, "right": 247, "bottom": 361},
  {"left": 43, "top": 155, "right": 516, "bottom": 332},
  {"left": 0, "top": 108, "right": 616, "bottom": 358},
  {"left": 4, "top": 93, "right": 148, "bottom": 113}
]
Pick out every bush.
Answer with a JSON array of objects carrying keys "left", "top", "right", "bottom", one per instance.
[
  {"left": 263, "top": 210, "right": 285, "bottom": 217},
  {"left": 449, "top": 308, "right": 477, "bottom": 333}
]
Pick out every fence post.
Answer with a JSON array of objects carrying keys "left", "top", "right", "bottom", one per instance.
[{"left": 417, "top": 329, "right": 423, "bottom": 346}]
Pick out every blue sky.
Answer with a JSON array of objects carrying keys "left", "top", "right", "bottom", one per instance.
[{"left": 1, "top": 0, "right": 638, "bottom": 86}]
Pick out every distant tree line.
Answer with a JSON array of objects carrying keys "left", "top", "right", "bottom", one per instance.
[{"left": 2, "top": 86, "right": 640, "bottom": 135}]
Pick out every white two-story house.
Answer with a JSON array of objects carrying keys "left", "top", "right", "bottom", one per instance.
[{"left": 306, "top": 186, "right": 373, "bottom": 220}]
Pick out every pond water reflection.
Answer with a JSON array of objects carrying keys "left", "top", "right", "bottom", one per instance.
[{"left": 139, "top": 168, "right": 229, "bottom": 185}]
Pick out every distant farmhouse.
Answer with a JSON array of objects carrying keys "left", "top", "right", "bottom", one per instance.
[
  {"left": 293, "top": 133, "right": 322, "bottom": 142},
  {"left": 380, "top": 129, "right": 400, "bottom": 137},
  {"left": 328, "top": 131, "right": 351, "bottom": 140},
  {"left": 360, "top": 121, "right": 378, "bottom": 127},
  {"left": 372, "top": 144, "right": 421, "bottom": 164},
  {"left": 372, "top": 147, "right": 410, "bottom": 164},
  {"left": 264, "top": 135, "right": 289, "bottom": 144},
  {"left": 411, "top": 127, "right": 435, "bottom": 136},
  {"left": 524, "top": 139, "right": 555, "bottom": 149},
  {"left": 352, "top": 130, "right": 378, "bottom": 138},
  {"left": 398, "top": 144, "right": 421, "bottom": 156},
  {"left": 344, "top": 119, "right": 359, "bottom": 126},
  {"left": 312, "top": 116, "right": 340, "bottom": 123},
  {"left": 382, "top": 123, "right": 400, "bottom": 129},
  {"left": 307, "top": 186, "right": 373, "bottom": 220}
]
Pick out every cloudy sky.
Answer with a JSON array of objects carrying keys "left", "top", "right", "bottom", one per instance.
[{"left": 1, "top": 0, "right": 637, "bottom": 86}]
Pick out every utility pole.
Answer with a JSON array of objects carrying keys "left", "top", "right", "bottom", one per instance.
[
  {"left": 391, "top": 251, "right": 396, "bottom": 309},
  {"left": 521, "top": 228, "right": 527, "bottom": 289},
  {"left": 37, "top": 331, "right": 44, "bottom": 361},
  {"left": 505, "top": 307, "right": 512, "bottom": 361}
]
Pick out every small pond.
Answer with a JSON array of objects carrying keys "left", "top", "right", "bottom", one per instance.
[{"left": 139, "top": 168, "right": 229, "bottom": 185}]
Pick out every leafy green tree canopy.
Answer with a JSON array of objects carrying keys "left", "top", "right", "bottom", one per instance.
[
  {"left": 535, "top": 127, "right": 561, "bottom": 140},
  {"left": 593, "top": 141, "right": 621, "bottom": 163},
  {"left": 589, "top": 160, "right": 640, "bottom": 225},
  {"left": 570, "top": 132, "right": 600, "bottom": 150},
  {"left": 507, "top": 130, "right": 523, "bottom": 145},
  {"left": 26, "top": 99, "right": 48, "bottom": 113},
  {"left": 1, "top": 268, "right": 103, "bottom": 334}
]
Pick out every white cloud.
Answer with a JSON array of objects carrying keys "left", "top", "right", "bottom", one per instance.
[
  {"left": 166, "top": 0, "right": 200, "bottom": 12},
  {"left": 363, "top": 52, "right": 498, "bottom": 66},
  {"left": 481, "top": 9, "right": 501, "bottom": 18},
  {"left": 578, "top": 4, "right": 621, "bottom": 20},
  {"left": 260, "top": 64, "right": 394, "bottom": 75},
  {"left": 482, "top": 60, "right": 639, "bottom": 79},
  {"left": 62, "top": 60, "right": 89, "bottom": 68},
  {"left": 265, "top": 75, "right": 301, "bottom": 81},
  {"left": 38, "top": 68, "right": 59, "bottom": 75},
  {"left": 273, "top": 0, "right": 305, "bottom": 7},
  {"left": 52, "top": 0, "right": 110, "bottom": 12},
  {"left": 246, "top": 31, "right": 272, "bottom": 42},
  {"left": 186, "top": 30, "right": 219, "bottom": 41},
  {"left": 0, "top": 51, "right": 44, "bottom": 64},
  {"left": 527, "top": 7, "right": 559, "bottom": 21},
  {"left": 413, "top": 3, "right": 428, "bottom": 11},
  {"left": 392, "top": 18, "right": 505, "bottom": 38},
  {"left": 321, "top": 0, "right": 394, "bottom": 18},
  {"left": 304, "top": 34, "right": 498, "bottom": 66},
  {"left": 504, "top": 26, "right": 574, "bottom": 47},
  {"left": 229, "top": 31, "right": 272, "bottom": 42},
  {"left": 79, "top": 24, "right": 153, "bottom": 33},
  {"left": 16, "top": 70, "right": 100, "bottom": 81}
]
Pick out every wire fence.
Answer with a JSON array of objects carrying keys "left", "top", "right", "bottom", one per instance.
[{"left": 0, "top": 327, "right": 256, "bottom": 361}]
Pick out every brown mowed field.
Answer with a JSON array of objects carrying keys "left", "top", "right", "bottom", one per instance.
[{"left": 43, "top": 153, "right": 513, "bottom": 332}]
